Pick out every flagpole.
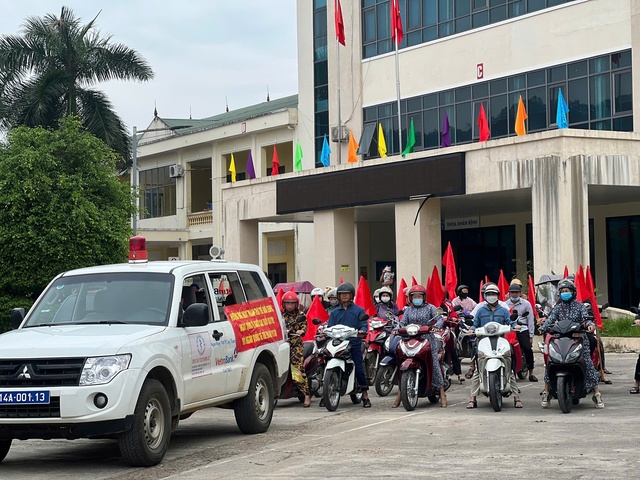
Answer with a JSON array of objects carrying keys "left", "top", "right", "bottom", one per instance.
[
  {"left": 336, "top": 0, "right": 343, "bottom": 165},
  {"left": 394, "top": 37, "right": 402, "bottom": 155}
]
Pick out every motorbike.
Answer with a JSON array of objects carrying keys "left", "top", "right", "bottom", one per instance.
[
  {"left": 364, "top": 316, "right": 397, "bottom": 386},
  {"left": 374, "top": 333, "right": 400, "bottom": 397},
  {"left": 475, "top": 321, "right": 514, "bottom": 412},
  {"left": 396, "top": 318, "right": 451, "bottom": 411},
  {"left": 320, "top": 324, "right": 365, "bottom": 411},
  {"left": 456, "top": 316, "right": 476, "bottom": 359}
]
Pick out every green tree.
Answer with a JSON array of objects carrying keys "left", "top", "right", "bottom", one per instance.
[
  {"left": 0, "top": 6, "right": 154, "bottom": 166},
  {"left": 0, "top": 117, "right": 134, "bottom": 331}
]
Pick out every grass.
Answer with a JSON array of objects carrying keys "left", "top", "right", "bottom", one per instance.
[{"left": 601, "top": 317, "right": 640, "bottom": 337}]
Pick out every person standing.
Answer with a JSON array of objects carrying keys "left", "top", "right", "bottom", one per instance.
[
  {"left": 281, "top": 291, "right": 311, "bottom": 407},
  {"left": 505, "top": 283, "right": 537, "bottom": 382}
]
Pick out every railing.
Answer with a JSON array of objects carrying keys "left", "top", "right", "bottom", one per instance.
[{"left": 188, "top": 211, "right": 213, "bottom": 227}]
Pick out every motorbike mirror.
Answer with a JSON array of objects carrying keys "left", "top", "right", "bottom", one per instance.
[
  {"left": 312, "top": 318, "right": 322, "bottom": 325},
  {"left": 453, "top": 304, "right": 463, "bottom": 312},
  {"left": 435, "top": 307, "right": 444, "bottom": 315},
  {"left": 600, "top": 303, "right": 609, "bottom": 311},
  {"left": 630, "top": 306, "right": 639, "bottom": 314},
  {"left": 522, "top": 310, "right": 530, "bottom": 316},
  {"left": 509, "top": 312, "right": 519, "bottom": 321},
  {"left": 358, "top": 313, "right": 369, "bottom": 322},
  {"left": 299, "top": 315, "right": 307, "bottom": 323}
]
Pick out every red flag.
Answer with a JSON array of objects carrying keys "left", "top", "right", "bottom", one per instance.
[
  {"left": 339, "top": 278, "right": 344, "bottom": 284},
  {"left": 497, "top": 270, "right": 509, "bottom": 301},
  {"left": 478, "top": 104, "right": 490, "bottom": 142},
  {"left": 411, "top": 276, "right": 418, "bottom": 287},
  {"left": 303, "top": 295, "right": 329, "bottom": 341},
  {"left": 335, "top": 0, "right": 345, "bottom": 46},
  {"left": 574, "top": 265, "right": 587, "bottom": 302},
  {"left": 271, "top": 145, "right": 280, "bottom": 176},
  {"left": 397, "top": 278, "right": 407, "bottom": 310},
  {"left": 354, "top": 275, "right": 377, "bottom": 317},
  {"left": 585, "top": 266, "right": 603, "bottom": 329},
  {"left": 527, "top": 275, "right": 538, "bottom": 319},
  {"left": 563, "top": 265, "right": 569, "bottom": 279},
  {"left": 479, "top": 280, "right": 484, "bottom": 303},
  {"left": 275, "top": 288, "right": 284, "bottom": 311},
  {"left": 426, "top": 275, "right": 433, "bottom": 303},
  {"left": 442, "top": 241, "right": 457, "bottom": 301},
  {"left": 427, "top": 266, "right": 445, "bottom": 308},
  {"left": 390, "top": 0, "right": 403, "bottom": 45},
  {"left": 485, "top": 275, "right": 490, "bottom": 283}
]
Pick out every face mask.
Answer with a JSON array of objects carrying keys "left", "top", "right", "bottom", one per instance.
[
  {"left": 380, "top": 295, "right": 391, "bottom": 303},
  {"left": 485, "top": 295, "right": 498, "bottom": 304},
  {"left": 329, "top": 299, "right": 339, "bottom": 306},
  {"left": 510, "top": 296, "right": 520, "bottom": 303},
  {"left": 459, "top": 293, "right": 468, "bottom": 299},
  {"left": 412, "top": 298, "right": 424, "bottom": 307},
  {"left": 560, "top": 292, "right": 573, "bottom": 301}
]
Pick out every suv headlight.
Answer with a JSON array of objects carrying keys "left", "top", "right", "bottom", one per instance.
[{"left": 80, "top": 354, "right": 131, "bottom": 385}]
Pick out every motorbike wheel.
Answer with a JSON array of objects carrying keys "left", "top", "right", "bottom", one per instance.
[
  {"left": 557, "top": 376, "right": 573, "bottom": 413},
  {"left": 400, "top": 370, "right": 419, "bottom": 411},
  {"left": 374, "top": 365, "right": 395, "bottom": 397},
  {"left": 488, "top": 371, "right": 502, "bottom": 412},
  {"left": 427, "top": 395, "right": 439, "bottom": 404},
  {"left": 365, "top": 351, "right": 378, "bottom": 386},
  {"left": 350, "top": 392, "right": 362, "bottom": 404},
  {"left": 322, "top": 369, "right": 341, "bottom": 412}
]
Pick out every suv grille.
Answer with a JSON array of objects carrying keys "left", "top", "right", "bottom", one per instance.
[
  {"left": 0, "top": 358, "right": 85, "bottom": 387},
  {"left": 0, "top": 397, "right": 61, "bottom": 418}
]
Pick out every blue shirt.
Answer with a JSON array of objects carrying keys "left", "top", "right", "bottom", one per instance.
[
  {"left": 471, "top": 304, "right": 516, "bottom": 330},
  {"left": 327, "top": 302, "right": 367, "bottom": 345}
]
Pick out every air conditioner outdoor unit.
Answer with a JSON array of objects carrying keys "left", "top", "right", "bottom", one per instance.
[
  {"left": 169, "top": 164, "right": 184, "bottom": 178},
  {"left": 330, "top": 125, "right": 350, "bottom": 143}
]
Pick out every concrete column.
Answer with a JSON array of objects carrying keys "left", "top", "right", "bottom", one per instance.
[
  {"left": 314, "top": 209, "right": 356, "bottom": 287},
  {"left": 531, "top": 155, "right": 589, "bottom": 278},
  {"left": 224, "top": 199, "right": 259, "bottom": 265},
  {"left": 395, "top": 198, "right": 442, "bottom": 286}
]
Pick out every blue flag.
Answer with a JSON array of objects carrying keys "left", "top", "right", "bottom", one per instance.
[
  {"left": 556, "top": 88, "right": 569, "bottom": 129},
  {"left": 320, "top": 134, "right": 331, "bottom": 167}
]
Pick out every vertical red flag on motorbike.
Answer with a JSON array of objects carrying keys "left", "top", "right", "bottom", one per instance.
[
  {"left": 354, "top": 275, "right": 377, "bottom": 317},
  {"left": 575, "top": 264, "right": 587, "bottom": 302},
  {"left": 275, "top": 288, "right": 284, "bottom": 311},
  {"left": 390, "top": 0, "right": 403, "bottom": 45},
  {"left": 585, "top": 266, "right": 603, "bottom": 329},
  {"left": 396, "top": 277, "right": 407, "bottom": 310},
  {"left": 335, "top": 0, "right": 345, "bottom": 46},
  {"left": 303, "top": 295, "right": 329, "bottom": 341},
  {"left": 442, "top": 241, "right": 458, "bottom": 301},
  {"left": 427, "top": 266, "right": 445, "bottom": 307},
  {"left": 497, "top": 270, "right": 509, "bottom": 301},
  {"left": 411, "top": 276, "right": 418, "bottom": 286},
  {"left": 563, "top": 265, "right": 569, "bottom": 279},
  {"left": 479, "top": 280, "right": 484, "bottom": 302},
  {"left": 528, "top": 275, "right": 538, "bottom": 319}
]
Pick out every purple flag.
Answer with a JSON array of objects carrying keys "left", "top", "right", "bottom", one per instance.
[
  {"left": 246, "top": 151, "right": 256, "bottom": 179},
  {"left": 441, "top": 112, "right": 451, "bottom": 147}
]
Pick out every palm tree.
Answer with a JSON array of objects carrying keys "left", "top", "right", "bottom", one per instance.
[{"left": 0, "top": 6, "right": 154, "bottom": 165}]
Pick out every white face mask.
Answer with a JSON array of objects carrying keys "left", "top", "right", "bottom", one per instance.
[
  {"left": 485, "top": 295, "right": 498, "bottom": 304},
  {"left": 380, "top": 295, "right": 391, "bottom": 303}
]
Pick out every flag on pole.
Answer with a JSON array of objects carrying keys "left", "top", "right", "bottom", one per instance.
[
  {"left": 347, "top": 130, "right": 359, "bottom": 163},
  {"left": 377, "top": 123, "right": 387, "bottom": 158},
  {"left": 427, "top": 266, "right": 445, "bottom": 307},
  {"left": 335, "top": 0, "right": 346, "bottom": 46},
  {"left": 401, "top": 118, "right": 415, "bottom": 157},
  {"left": 275, "top": 288, "right": 284, "bottom": 311},
  {"left": 397, "top": 278, "right": 407, "bottom": 310},
  {"left": 246, "top": 151, "right": 256, "bottom": 179},
  {"left": 229, "top": 153, "right": 237, "bottom": 183},
  {"left": 497, "top": 270, "right": 509, "bottom": 301},
  {"left": 320, "top": 134, "right": 331, "bottom": 167},
  {"left": 390, "top": 0, "right": 403, "bottom": 45},
  {"left": 556, "top": 87, "right": 569, "bottom": 129},
  {"left": 563, "top": 265, "right": 569, "bottom": 278},
  {"left": 354, "top": 276, "right": 377, "bottom": 317},
  {"left": 411, "top": 276, "right": 418, "bottom": 287},
  {"left": 294, "top": 140, "right": 303, "bottom": 172},
  {"left": 442, "top": 242, "right": 457, "bottom": 301},
  {"left": 515, "top": 95, "right": 528, "bottom": 136},
  {"left": 527, "top": 275, "right": 538, "bottom": 319},
  {"left": 585, "top": 266, "right": 603, "bottom": 329},
  {"left": 479, "top": 280, "right": 484, "bottom": 302},
  {"left": 478, "top": 104, "right": 491, "bottom": 142},
  {"left": 575, "top": 265, "right": 587, "bottom": 302},
  {"left": 303, "top": 295, "right": 329, "bottom": 341},
  {"left": 441, "top": 111, "right": 451, "bottom": 147},
  {"left": 271, "top": 145, "right": 280, "bottom": 176}
]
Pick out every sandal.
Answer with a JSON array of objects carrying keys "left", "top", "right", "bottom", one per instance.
[
  {"left": 630, "top": 387, "right": 640, "bottom": 394},
  {"left": 457, "top": 375, "right": 465, "bottom": 383},
  {"left": 362, "top": 398, "right": 372, "bottom": 408},
  {"left": 602, "top": 379, "right": 612, "bottom": 385},
  {"left": 604, "top": 368, "right": 612, "bottom": 374},
  {"left": 466, "top": 400, "right": 477, "bottom": 409},
  {"left": 514, "top": 399, "right": 523, "bottom": 408}
]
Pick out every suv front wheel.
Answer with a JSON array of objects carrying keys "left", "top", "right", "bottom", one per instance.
[{"left": 234, "top": 363, "right": 274, "bottom": 434}]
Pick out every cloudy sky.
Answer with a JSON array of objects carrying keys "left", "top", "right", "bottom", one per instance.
[{"left": 0, "top": 1, "right": 298, "bottom": 132}]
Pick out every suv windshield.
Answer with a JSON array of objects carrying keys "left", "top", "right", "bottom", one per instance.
[{"left": 25, "top": 272, "right": 174, "bottom": 327}]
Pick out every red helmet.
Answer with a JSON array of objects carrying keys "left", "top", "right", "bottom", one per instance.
[
  {"left": 282, "top": 291, "right": 299, "bottom": 308},
  {"left": 407, "top": 285, "right": 426, "bottom": 298}
]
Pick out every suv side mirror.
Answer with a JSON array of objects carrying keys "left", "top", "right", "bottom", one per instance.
[
  {"left": 11, "top": 308, "right": 25, "bottom": 330},
  {"left": 182, "top": 303, "right": 209, "bottom": 327}
]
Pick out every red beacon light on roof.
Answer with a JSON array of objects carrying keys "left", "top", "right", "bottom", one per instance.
[{"left": 129, "top": 236, "right": 148, "bottom": 263}]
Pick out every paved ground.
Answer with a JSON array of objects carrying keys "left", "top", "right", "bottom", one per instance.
[{"left": 2, "top": 352, "right": 640, "bottom": 479}]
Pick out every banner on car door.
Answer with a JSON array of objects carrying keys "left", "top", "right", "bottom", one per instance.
[{"left": 224, "top": 297, "right": 283, "bottom": 352}]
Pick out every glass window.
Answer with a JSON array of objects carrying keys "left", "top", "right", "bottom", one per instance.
[
  {"left": 408, "top": 0, "right": 422, "bottom": 29},
  {"left": 490, "top": 79, "right": 507, "bottom": 95},
  {"left": 140, "top": 166, "right": 176, "bottom": 218},
  {"left": 568, "top": 77, "right": 589, "bottom": 123},
  {"left": 456, "top": 0, "right": 471, "bottom": 15},
  {"left": 473, "top": 0, "right": 488, "bottom": 8},
  {"left": 527, "top": 70, "right": 546, "bottom": 87},
  {"left": 423, "top": 26, "right": 438, "bottom": 41},
  {"left": 508, "top": 75, "right": 526, "bottom": 91},
  {"left": 490, "top": 0, "right": 505, "bottom": 5},
  {"left": 548, "top": 66, "right": 566, "bottom": 83},
  {"left": 439, "top": 90, "right": 455, "bottom": 105},
  {"left": 591, "top": 119, "right": 611, "bottom": 130},
  {"left": 423, "top": 0, "right": 438, "bottom": 24},
  {"left": 238, "top": 271, "right": 269, "bottom": 301},
  {"left": 439, "top": 0, "right": 455, "bottom": 20},
  {"left": 424, "top": 94, "right": 438, "bottom": 109},
  {"left": 455, "top": 102, "right": 473, "bottom": 143},
  {"left": 590, "top": 56, "right": 610, "bottom": 74},
  {"left": 473, "top": 82, "right": 489, "bottom": 98},
  {"left": 614, "top": 71, "right": 632, "bottom": 113},
  {"left": 568, "top": 60, "right": 587, "bottom": 79},
  {"left": 508, "top": 0, "right": 526, "bottom": 17},
  {"left": 363, "top": 9, "right": 376, "bottom": 42},
  {"left": 490, "top": 94, "right": 508, "bottom": 137},
  {"left": 439, "top": 21, "right": 454, "bottom": 37},
  {"left": 423, "top": 109, "right": 440, "bottom": 148},
  {"left": 528, "top": 0, "right": 545, "bottom": 12},
  {"left": 489, "top": 5, "right": 507, "bottom": 22},
  {"left": 527, "top": 86, "right": 547, "bottom": 131},
  {"left": 612, "top": 51, "right": 631, "bottom": 69},
  {"left": 456, "top": 86, "right": 472, "bottom": 102},
  {"left": 613, "top": 116, "right": 633, "bottom": 132},
  {"left": 589, "top": 74, "right": 611, "bottom": 120},
  {"left": 472, "top": 10, "right": 489, "bottom": 27},
  {"left": 455, "top": 15, "right": 471, "bottom": 32}
]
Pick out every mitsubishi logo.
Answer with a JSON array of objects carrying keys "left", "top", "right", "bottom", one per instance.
[{"left": 17, "top": 365, "right": 31, "bottom": 379}]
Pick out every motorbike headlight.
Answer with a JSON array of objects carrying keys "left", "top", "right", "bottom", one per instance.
[
  {"left": 405, "top": 324, "right": 420, "bottom": 336},
  {"left": 548, "top": 345, "right": 562, "bottom": 362},
  {"left": 80, "top": 354, "right": 131, "bottom": 385},
  {"left": 566, "top": 344, "right": 583, "bottom": 363},
  {"left": 485, "top": 324, "right": 498, "bottom": 335}
]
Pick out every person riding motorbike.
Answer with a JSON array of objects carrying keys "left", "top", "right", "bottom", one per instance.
[
  {"left": 282, "top": 291, "right": 312, "bottom": 407},
  {"left": 392, "top": 285, "right": 447, "bottom": 408},
  {"left": 452, "top": 284, "right": 477, "bottom": 313},
  {"left": 326, "top": 288, "right": 339, "bottom": 315},
  {"left": 539, "top": 279, "right": 604, "bottom": 409},
  {"left": 326, "top": 282, "right": 371, "bottom": 408},
  {"left": 467, "top": 283, "right": 523, "bottom": 409},
  {"left": 310, "top": 287, "right": 330, "bottom": 310},
  {"left": 505, "top": 283, "right": 537, "bottom": 382},
  {"left": 375, "top": 286, "right": 401, "bottom": 321}
]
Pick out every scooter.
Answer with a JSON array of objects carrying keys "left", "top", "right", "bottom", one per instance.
[
  {"left": 374, "top": 333, "right": 400, "bottom": 397},
  {"left": 303, "top": 319, "right": 329, "bottom": 399},
  {"left": 456, "top": 317, "right": 476, "bottom": 359},
  {"left": 475, "top": 321, "right": 514, "bottom": 412},
  {"left": 396, "top": 319, "right": 449, "bottom": 411},
  {"left": 320, "top": 324, "right": 365, "bottom": 411},
  {"left": 365, "top": 316, "right": 397, "bottom": 386}
]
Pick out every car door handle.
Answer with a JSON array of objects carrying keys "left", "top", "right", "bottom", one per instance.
[{"left": 212, "top": 330, "right": 224, "bottom": 341}]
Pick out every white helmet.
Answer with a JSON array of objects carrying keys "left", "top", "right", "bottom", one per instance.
[
  {"left": 379, "top": 286, "right": 393, "bottom": 298},
  {"left": 310, "top": 287, "right": 324, "bottom": 297}
]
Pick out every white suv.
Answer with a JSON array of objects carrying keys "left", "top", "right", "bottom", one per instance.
[{"left": 0, "top": 248, "right": 289, "bottom": 467}]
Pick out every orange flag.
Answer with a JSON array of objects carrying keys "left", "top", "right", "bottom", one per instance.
[
  {"left": 347, "top": 130, "right": 359, "bottom": 163},
  {"left": 303, "top": 295, "right": 329, "bottom": 341},
  {"left": 354, "top": 275, "right": 377, "bottom": 317},
  {"left": 515, "top": 95, "right": 528, "bottom": 136}
]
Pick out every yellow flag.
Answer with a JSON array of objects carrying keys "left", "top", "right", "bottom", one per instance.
[
  {"left": 377, "top": 123, "right": 387, "bottom": 158},
  {"left": 348, "top": 130, "right": 359, "bottom": 163},
  {"left": 515, "top": 95, "right": 528, "bottom": 136},
  {"left": 229, "top": 153, "right": 236, "bottom": 182}
]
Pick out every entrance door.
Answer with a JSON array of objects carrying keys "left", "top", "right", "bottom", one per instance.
[{"left": 607, "top": 216, "right": 640, "bottom": 308}]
